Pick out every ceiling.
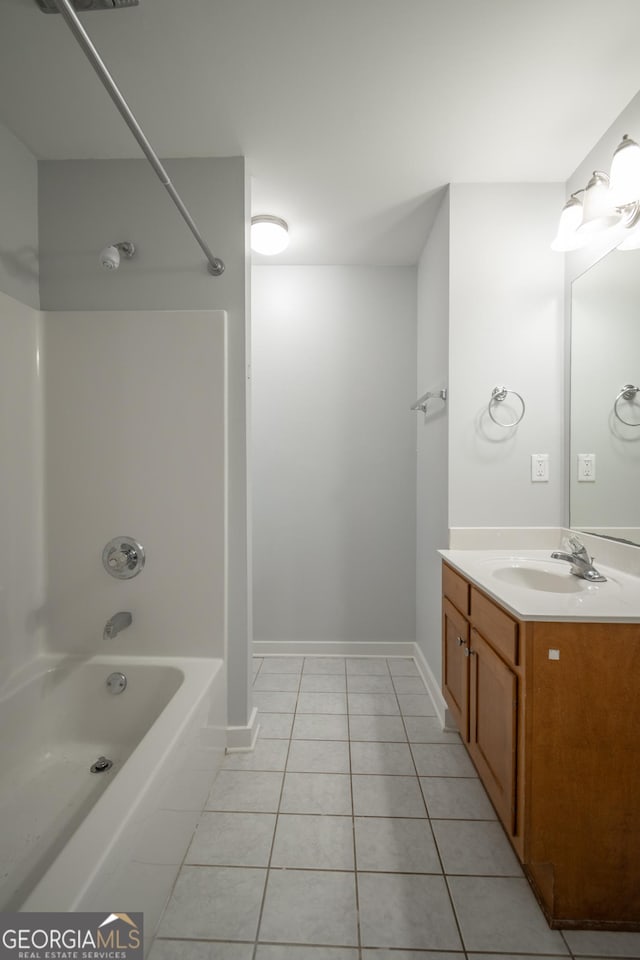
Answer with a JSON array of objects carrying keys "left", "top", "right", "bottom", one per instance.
[{"left": 1, "top": 0, "right": 640, "bottom": 264}]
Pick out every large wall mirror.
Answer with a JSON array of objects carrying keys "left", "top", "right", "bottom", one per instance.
[{"left": 571, "top": 251, "right": 640, "bottom": 546}]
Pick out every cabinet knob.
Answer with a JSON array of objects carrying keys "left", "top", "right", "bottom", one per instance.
[
  {"left": 464, "top": 647, "right": 477, "bottom": 657},
  {"left": 457, "top": 636, "right": 466, "bottom": 646}
]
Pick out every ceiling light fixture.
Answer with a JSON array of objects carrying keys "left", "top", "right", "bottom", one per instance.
[
  {"left": 251, "top": 215, "right": 289, "bottom": 255},
  {"left": 552, "top": 133, "right": 640, "bottom": 253}
]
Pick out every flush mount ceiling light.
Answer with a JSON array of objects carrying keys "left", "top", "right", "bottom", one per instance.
[
  {"left": 251, "top": 215, "right": 289, "bottom": 255},
  {"left": 552, "top": 133, "right": 640, "bottom": 253}
]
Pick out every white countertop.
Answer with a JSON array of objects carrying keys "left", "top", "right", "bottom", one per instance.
[{"left": 440, "top": 549, "right": 640, "bottom": 622}]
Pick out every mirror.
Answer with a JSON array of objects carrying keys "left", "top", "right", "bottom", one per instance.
[{"left": 570, "top": 250, "right": 640, "bottom": 546}]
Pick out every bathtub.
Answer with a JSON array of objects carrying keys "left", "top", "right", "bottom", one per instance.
[{"left": 0, "top": 653, "right": 226, "bottom": 940}]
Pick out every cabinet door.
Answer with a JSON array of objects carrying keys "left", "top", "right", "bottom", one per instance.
[
  {"left": 468, "top": 629, "right": 517, "bottom": 834},
  {"left": 442, "top": 598, "right": 470, "bottom": 741}
]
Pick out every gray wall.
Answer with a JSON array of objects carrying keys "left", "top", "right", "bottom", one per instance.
[
  {"left": 38, "top": 156, "right": 252, "bottom": 727},
  {"left": 448, "top": 183, "right": 565, "bottom": 528},
  {"left": 0, "top": 121, "right": 39, "bottom": 308},
  {"left": 415, "top": 191, "right": 450, "bottom": 689},
  {"left": 252, "top": 265, "right": 417, "bottom": 646}
]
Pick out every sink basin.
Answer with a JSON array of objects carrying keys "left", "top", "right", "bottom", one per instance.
[
  {"left": 478, "top": 556, "right": 617, "bottom": 594},
  {"left": 490, "top": 563, "right": 586, "bottom": 593}
]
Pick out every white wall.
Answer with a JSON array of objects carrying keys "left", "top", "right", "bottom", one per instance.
[
  {"left": 448, "top": 183, "right": 566, "bottom": 528},
  {"left": 0, "top": 291, "right": 44, "bottom": 689},
  {"left": 43, "top": 310, "right": 226, "bottom": 659},
  {"left": 0, "top": 121, "right": 39, "bottom": 309},
  {"left": 38, "top": 157, "right": 251, "bottom": 726},
  {"left": 416, "top": 192, "right": 450, "bottom": 684},
  {"left": 252, "top": 266, "right": 416, "bottom": 646}
]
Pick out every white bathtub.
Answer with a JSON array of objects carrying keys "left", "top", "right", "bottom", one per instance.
[{"left": 0, "top": 653, "right": 226, "bottom": 940}]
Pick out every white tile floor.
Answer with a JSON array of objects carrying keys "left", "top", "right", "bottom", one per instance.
[{"left": 150, "top": 656, "right": 640, "bottom": 960}]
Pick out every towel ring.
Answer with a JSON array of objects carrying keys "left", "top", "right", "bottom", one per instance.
[
  {"left": 614, "top": 384, "right": 640, "bottom": 427},
  {"left": 488, "top": 387, "right": 525, "bottom": 427}
]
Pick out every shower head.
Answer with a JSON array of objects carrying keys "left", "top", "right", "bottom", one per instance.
[
  {"left": 34, "top": 0, "right": 139, "bottom": 12},
  {"left": 99, "top": 241, "right": 135, "bottom": 271}
]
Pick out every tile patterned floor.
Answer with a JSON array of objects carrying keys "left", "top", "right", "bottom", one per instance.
[{"left": 151, "top": 656, "right": 640, "bottom": 960}]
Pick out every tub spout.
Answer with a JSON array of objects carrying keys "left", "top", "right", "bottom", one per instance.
[{"left": 103, "top": 611, "right": 133, "bottom": 641}]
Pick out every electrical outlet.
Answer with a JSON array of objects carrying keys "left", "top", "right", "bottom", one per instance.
[
  {"left": 578, "top": 453, "right": 596, "bottom": 482},
  {"left": 531, "top": 453, "right": 549, "bottom": 482}
]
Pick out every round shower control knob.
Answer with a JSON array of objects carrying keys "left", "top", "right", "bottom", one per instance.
[{"left": 102, "top": 537, "right": 145, "bottom": 579}]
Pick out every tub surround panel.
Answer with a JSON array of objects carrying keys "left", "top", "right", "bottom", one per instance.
[
  {"left": 0, "top": 290, "right": 45, "bottom": 691},
  {"left": 38, "top": 152, "right": 251, "bottom": 735},
  {"left": 43, "top": 309, "right": 226, "bottom": 660}
]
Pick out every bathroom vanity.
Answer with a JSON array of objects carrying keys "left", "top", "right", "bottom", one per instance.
[{"left": 440, "top": 551, "right": 640, "bottom": 930}]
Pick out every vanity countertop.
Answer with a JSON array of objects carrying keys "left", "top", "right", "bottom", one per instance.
[{"left": 440, "top": 548, "right": 640, "bottom": 622}]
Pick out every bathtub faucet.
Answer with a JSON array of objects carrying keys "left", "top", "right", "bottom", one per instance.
[{"left": 103, "top": 611, "right": 133, "bottom": 642}]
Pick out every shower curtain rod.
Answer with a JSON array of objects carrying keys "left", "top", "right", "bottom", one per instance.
[{"left": 54, "top": 0, "right": 225, "bottom": 277}]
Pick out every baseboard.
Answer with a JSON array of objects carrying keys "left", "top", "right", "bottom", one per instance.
[
  {"left": 411, "top": 643, "right": 453, "bottom": 730},
  {"left": 226, "top": 706, "right": 260, "bottom": 752},
  {"left": 253, "top": 640, "right": 416, "bottom": 657}
]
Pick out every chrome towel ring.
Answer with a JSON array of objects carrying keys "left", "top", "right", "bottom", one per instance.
[
  {"left": 488, "top": 386, "right": 526, "bottom": 427},
  {"left": 614, "top": 384, "right": 640, "bottom": 426}
]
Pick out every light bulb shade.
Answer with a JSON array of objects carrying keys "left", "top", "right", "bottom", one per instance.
[
  {"left": 551, "top": 194, "right": 590, "bottom": 251},
  {"left": 609, "top": 134, "right": 640, "bottom": 207},
  {"left": 251, "top": 215, "right": 289, "bottom": 255},
  {"left": 578, "top": 171, "right": 621, "bottom": 235}
]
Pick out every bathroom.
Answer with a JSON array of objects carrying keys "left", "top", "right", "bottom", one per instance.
[{"left": 0, "top": 0, "right": 639, "bottom": 956}]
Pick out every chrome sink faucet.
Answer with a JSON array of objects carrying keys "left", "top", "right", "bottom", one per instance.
[
  {"left": 103, "top": 611, "right": 133, "bottom": 641},
  {"left": 551, "top": 536, "right": 606, "bottom": 582}
]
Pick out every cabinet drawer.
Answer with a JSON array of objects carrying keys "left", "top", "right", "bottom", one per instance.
[
  {"left": 443, "top": 563, "right": 470, "bottom": 615},
  {"left": 470, "top": 588, "right": 518, "bottom": 666}
]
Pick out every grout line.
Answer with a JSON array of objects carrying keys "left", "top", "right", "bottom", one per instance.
[
  {"left": 181, "top": 861, "right": 527, "bottom": 879},
  {"left": 346, "top": 665, "right": 363, "bottom": 960},
  {"left": 250, "top": 658, "right": 303, "bottom": 960},
  {"left": 394, "top": 661, "right": 469, "bottom": 959}
]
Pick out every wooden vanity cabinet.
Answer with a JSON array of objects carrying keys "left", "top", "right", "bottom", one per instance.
[
  {"left": 443, "top": 564, "right": 522, "bottom": 849},
  {"left": 442, "top": 560, "right": 640, "bottom": 930}
]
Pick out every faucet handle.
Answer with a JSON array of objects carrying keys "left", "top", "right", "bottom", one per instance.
[{"left": 566, "top": 534, "right": 589, "bottom": 559}]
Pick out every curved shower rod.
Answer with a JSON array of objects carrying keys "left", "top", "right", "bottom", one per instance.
[{"left": 54, "top": 0, "right": 225, "bottom": 277}]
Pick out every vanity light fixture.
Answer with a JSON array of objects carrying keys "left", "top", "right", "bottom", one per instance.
[
  {"left": 551, "top": 192, "right": 589, "bottom": 251},
  {"left": 552, "top": 133, "right": 640, "bottom": 252},
  {"left": 609, "top": 134, "right": 640, "bottom": 205},
  {"left": 251, "top": 215, "right": 289, "bottom": 255}
]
